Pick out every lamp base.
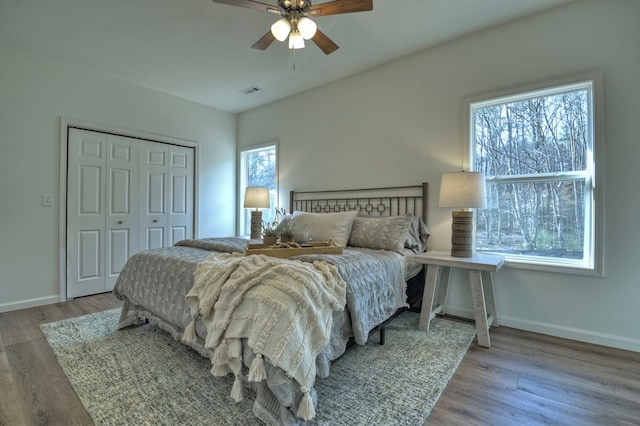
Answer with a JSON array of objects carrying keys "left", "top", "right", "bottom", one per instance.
[
  {"left": 250, "top": 211, "right": 263, "bottom": 240},
  {"left": 450, "top": 211, "right": 474, "bottom": 257}
]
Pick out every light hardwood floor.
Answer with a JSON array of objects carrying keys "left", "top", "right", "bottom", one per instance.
[{"left": 1, "top": 293, "right": 639, "bottom": 425}]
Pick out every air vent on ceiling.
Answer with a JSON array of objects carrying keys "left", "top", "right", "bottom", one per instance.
[{"left": 239, "top": 86, "right": 262, "bottom": 95}]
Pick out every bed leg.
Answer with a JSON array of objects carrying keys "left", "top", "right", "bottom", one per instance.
[{"left": 380, "top": 326, "right": 385, "bottom": 345}]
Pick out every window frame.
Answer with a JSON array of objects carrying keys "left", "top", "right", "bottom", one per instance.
[
  {"left": 237, "top": 142, "right": 279, "bottom": 238},
  {"left": 463, "top": 72, "right": 605, "bottom": 276}
]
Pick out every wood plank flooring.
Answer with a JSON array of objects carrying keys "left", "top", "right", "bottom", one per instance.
[
  {"left": 0, "top": 293, "right": 122, "bottom": 426},
  {"left": 428, "top": 322, "right": 640, "bottom": 425},
  {"left": 1, "top": 293, "right": 639, "bottom": 425}
]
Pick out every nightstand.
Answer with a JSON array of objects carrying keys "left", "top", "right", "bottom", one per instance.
[{"left": 413, "top": 251, "right": 504, "bottom": 348}]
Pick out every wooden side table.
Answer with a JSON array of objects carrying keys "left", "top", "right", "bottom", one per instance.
[{"left": 413, "top": 251, "right": 504, "bottom": 348}]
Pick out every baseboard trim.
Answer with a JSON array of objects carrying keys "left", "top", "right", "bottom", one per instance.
[
  {"left": 443, "top": 305, "right": 640, "bottom": 353},
  {"left": 0, "top": 295, "right": 60, "bottom": 314}
]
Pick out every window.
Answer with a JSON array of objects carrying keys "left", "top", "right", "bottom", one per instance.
[
  {"left": 466, "top": 75, "right": 602, "bottom": 273},
  {"left": 238, "top": 143, "right": 278, "bottom": 237}
]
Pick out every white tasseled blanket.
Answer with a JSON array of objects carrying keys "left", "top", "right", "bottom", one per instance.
[{"left": 183, "top": 253, "right": 347, "bottom": 420}]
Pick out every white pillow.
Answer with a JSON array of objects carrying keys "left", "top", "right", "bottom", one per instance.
[{"left": 290, "top": 210, "right": 358, "bottom": 247}]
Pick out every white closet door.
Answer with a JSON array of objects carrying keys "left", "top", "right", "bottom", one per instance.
[
  {"left": 105, "top": 135, "right": 139, "bottom": 291},
  {"left": 167, "top": 146, "right": 194, "bottom": 245},
  {"left": 138, "top": 141, "right": 194, "bottom": 249},
  {"left": 67, "top": 129, "right": 108, "bottom": 298},
  {"left": 139, "top": 141, "right": 169, "bottom": 250},
  {"left": 67, "top": 128, "right": 194, "bottom": 298}
]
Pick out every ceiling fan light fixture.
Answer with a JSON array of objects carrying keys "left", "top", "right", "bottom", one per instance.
[
  {"left": 297, "top": 17, "right": 317, "bottom": 39},
  {"left": 271, "top": 18, "right": 291, "bottom": 42},
  {"left": 288, "top": 30, "right": 305, "bottom": 49}
]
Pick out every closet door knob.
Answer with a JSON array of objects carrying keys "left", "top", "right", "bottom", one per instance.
[
  {"left": 152, "top": 219, "right": 158, "bottom": 223},
  {"left": 117, "top": 221, "right": 123, "bottom": 224}
]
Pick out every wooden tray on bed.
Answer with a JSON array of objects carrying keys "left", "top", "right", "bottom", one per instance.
[{"left": 245, "top": 240, "right": 343, "bottom": 258}]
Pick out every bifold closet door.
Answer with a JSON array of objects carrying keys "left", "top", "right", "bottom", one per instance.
[
  {"left": 138, "top": 141, "right": 194, "bottom": 250},
  {"left": 67, "top": 129, "right": 138, "bottom": 298},
  {"left": 67, "top": 129, "right": 194, "bottom": 298},
  {"left": 166, "top": 145, "right": 194, "bottom": 245}
]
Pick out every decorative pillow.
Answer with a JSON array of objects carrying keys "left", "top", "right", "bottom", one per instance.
[
  {"left": 405, "top": 215, "right": 430, "bottom": 253},
  {"left": 290, "top": 210, "right": 358, "bottom": 247},
  {"left": 348, "top": 215, "right": 413, "bottom": 254}
]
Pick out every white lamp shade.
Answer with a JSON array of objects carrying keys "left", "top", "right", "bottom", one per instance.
[
  {"left": 297, "top": 17, "right": 317, "bottom": 39},
  {"left": 288, "top": 30, "right": 305, "bottom": 49},
  {"left": 271, "top": 19, "right": 291, "bottom": 42},
  {"left": 244, "top": 186, "right": 270, "bottom": 209},
  {"left": 439, "top": 171, "right": 487, "bottom": 209}
]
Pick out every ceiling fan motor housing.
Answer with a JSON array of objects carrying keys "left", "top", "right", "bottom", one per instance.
[{"left": 279, "top": 0, "right": 312, "bottom": 14}]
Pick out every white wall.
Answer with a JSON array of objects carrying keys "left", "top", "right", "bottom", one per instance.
[
  {"left": 0, "top": 45, "right": 237, "bottom": 312},
  {"left": 238, "top": 0, "right": 640, "bottom": 351}
]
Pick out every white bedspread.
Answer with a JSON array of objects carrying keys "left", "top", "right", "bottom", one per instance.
[{"left": 183, "top": 253, "right": 347, "bottom": 420}]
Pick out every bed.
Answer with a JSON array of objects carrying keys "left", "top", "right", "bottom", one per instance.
[{"left": 112, "top": 183, "right": 429, "bottom": 425}]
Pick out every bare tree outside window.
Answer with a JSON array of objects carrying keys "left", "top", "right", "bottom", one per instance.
[
  {"left": 470, "top": 82, "right": 594, "bottom": 267},
  {"left": 246, "top": 147, "right": 277, "bottom": 222},
  {"left": 239, "top": 144, "right": 278, "bottom": 237}
]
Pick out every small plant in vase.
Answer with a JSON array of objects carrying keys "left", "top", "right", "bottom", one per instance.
[
  {"left": 274, "top": 207, "right": 293, "bottom": 242},
  {"left": 279, "top": 224, "right": 294, "bottom": 243},
  {"left": 262, "top": 222, "right": 278, "bottom": 246},
  {"left": 262, "top": 207, "right": 289, "bottom": 246}
]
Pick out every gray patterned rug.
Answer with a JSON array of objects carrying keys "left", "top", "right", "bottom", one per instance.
[{"left": 41, "top": 309, "right": 475, "bottom": 425}]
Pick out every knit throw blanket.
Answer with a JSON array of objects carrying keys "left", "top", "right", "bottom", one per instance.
[{"left": 183, "top": 253, "right": 347, "bottom": 421}]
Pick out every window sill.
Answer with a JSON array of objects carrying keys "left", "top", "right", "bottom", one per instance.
[{"left": 492, "top": 254, "right": 603, "bottom": 277}]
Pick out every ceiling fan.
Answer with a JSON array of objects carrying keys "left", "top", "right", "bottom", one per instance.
[{"left": 211, "top": 0, "right": 373, "bottom": 55}]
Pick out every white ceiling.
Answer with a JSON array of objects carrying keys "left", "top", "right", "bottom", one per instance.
[{"left": 0, "top": 0, "right": 574, "bottom": 113}]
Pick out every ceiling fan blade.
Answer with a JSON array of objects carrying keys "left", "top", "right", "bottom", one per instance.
[
  {"left": 312, "top": 29, "right": 339, "bottom": 55},
  {"left": 309, "top": 0, "right": 372, "bottom": 17},
  {"left": 252, "top": 30, "right": 277, "bottom": 50},
  {"left": 211, "top": 0, "right": 278, "bottom": 13}
]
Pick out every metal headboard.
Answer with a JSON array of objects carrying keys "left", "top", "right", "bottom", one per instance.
[{"left": 289, "top": 183, "right": 428, "bottom": 223}]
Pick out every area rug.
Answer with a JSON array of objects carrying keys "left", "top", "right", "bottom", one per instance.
[{"left": 41, "top": 309, "right": 476, "bottom": 425}]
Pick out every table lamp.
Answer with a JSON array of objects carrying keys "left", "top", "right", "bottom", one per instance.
[
  {"left": 244, "top": 186, "right": 270, "bottom": 239},
  {"left": 439, "top": 171, "right": 486, "bottom": 257}
]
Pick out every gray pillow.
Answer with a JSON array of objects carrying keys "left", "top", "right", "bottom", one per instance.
[
  {"left": 348, "top": 216, "right": 413, "bottom": 254},
  {"left": 404, "top": 215, "right": 430, "bottom": 253}
]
